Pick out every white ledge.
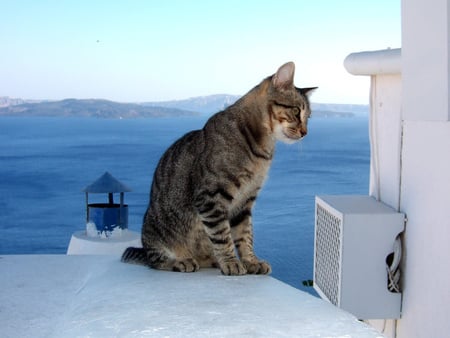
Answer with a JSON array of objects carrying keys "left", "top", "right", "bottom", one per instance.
[
  {"left": 0, "top": 255, "right": 382, "bottom": 337},
  {"left": 344, "top": 48, "right": 401, "bottom": 76}
]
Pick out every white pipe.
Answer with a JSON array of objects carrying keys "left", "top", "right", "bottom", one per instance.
[{"left": 344, "top": 48, "right": 401, "bottom": 76}]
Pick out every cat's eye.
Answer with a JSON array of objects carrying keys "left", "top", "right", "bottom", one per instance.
[{"left": 292, "top": 107, "right": 300, "bottom": 116}]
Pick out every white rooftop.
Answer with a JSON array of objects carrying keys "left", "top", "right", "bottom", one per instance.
[{"left": 1, "top": 255, "right": 382, "bottom": 337}]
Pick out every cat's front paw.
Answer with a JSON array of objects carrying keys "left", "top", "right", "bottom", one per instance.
[
  {"left": 172, "top": 258, "right": 200, "bottom": 273},
  {"left": 220, "top": 259, "right": 247, "bottom": 276},
  {"left": 243, "top": 259, "right": 272, "bottom": 275}
]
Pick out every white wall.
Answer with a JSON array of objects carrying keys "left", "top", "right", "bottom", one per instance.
[
  {"left": 369, "top": 75, "right": 402, "bottom": 210},
  {"left": 399, "top": 1, "right": 450, "bottom": 336},
  {"left": 399, "top": 121, "right": 450, "bottom": 338},
  {"left": 402, "top": 0, "right": 450, "bottom": 121}
]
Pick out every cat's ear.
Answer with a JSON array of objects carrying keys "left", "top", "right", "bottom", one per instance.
[
  {"left": 272, "top": 62, "right": 295, "bottom": 89},
  {"left": 300, "top": 87, "right": 318, "bottom": 97}
]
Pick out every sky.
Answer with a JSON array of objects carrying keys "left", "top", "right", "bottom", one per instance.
[{"left": 0, "top": 0, "right": 400, "bottom": 104}]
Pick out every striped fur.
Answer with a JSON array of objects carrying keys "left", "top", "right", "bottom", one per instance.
[{"left": 121, "top": 62, "right": 316, "bottom": 275}]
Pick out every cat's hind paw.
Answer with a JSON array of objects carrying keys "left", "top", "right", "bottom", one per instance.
[
  {"left": 243, "top": 260, "right": 272, "bottom": 275},
  {"left": 172, "top": 258, "right": 200, "bottom": 273}
]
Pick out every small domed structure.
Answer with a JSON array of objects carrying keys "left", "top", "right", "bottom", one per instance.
[{"left": 83, "top": 171, "right": 131, "bottom": 236}]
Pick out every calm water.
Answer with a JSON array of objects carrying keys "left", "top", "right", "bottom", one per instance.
[{"left": 0, "top": 116, "right": 369, "bottom": 292}]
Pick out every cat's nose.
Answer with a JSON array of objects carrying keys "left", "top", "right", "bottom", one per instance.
[{"left": 300, "top": 128, "right": 307, "bottom": 137}]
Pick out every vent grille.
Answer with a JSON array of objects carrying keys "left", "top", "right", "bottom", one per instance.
[{"left": 314, "top": 203, "right": 342, "bottom": 306}]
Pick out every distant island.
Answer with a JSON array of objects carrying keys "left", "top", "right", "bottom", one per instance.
[
  {"left": 0, "top": 95, "right": 368, "bottom": 118},
  {"left": 0, "top": 98, "right": 198, "bottom": 119}
]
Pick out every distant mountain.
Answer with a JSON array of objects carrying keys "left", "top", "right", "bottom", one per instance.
[
  {"left": 144, "top": 95, "right": 369, "bottom": 117},
  {"left": 141, "top": 94, "right": 240, "bottom": 114},
  {"left": 0, "top": 95, "right": 368, "bottom": 118},
  {"left": 0, "top": 98, "right": 199, "bottom": 118},
  {"left": 311, "top": 103, "right": 368, "bottom": 117},
  {"left": 0, "top": 96, "right": 43, "bottom": 108}
]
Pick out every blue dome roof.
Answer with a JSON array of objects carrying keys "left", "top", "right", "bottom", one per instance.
[{"left": 83, "top": 172, "right": 132, "bottom": 193}]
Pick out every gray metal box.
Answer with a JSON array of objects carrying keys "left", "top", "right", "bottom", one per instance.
[{"left": 313, "top": 195, "right": 405, "bottom": 319}]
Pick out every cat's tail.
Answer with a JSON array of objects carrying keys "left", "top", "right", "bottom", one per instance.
[{"left": 121, "top": 247, "right": 148, "bottom": 265}]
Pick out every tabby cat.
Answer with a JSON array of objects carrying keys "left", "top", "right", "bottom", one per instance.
[{"left": 122, "top": 62, "right": 316, "bottom": 276}]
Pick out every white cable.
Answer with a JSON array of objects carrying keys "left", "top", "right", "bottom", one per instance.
[
  {"left": 369, "top": 76, "right": 381, "bottom": 201},
  {"left": 387, "top": 235, "right": 402, "bottom": 293}
]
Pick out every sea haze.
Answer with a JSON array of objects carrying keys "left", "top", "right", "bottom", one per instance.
[{"left": 0, "top": 116, "right": 369, "bottom": 292}]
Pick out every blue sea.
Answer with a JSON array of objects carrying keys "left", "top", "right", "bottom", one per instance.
[{"left": 0, "top": 116, "right": 369, "bottom": 292}]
